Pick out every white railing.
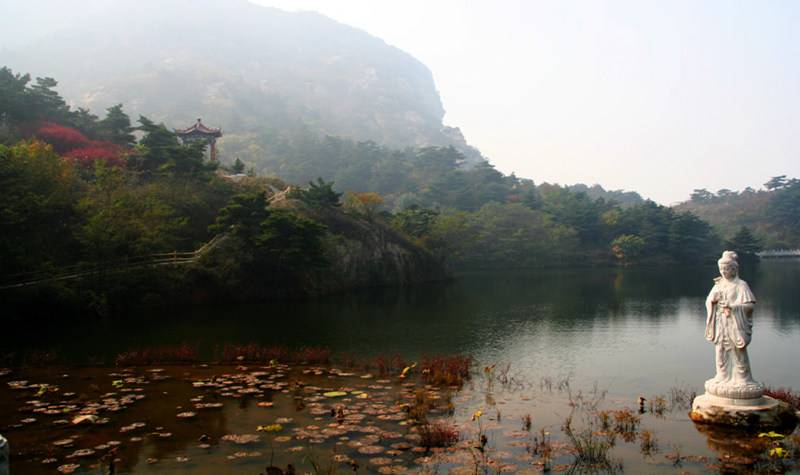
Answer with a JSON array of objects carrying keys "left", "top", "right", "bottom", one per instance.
[
  {"left": 0, "top": 235, "right": 227, "bottom": 291},
  {"left": 756, "top": 249, "right": 800, "bottom": 258}
]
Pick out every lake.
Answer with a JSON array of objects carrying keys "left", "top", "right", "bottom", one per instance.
[{"left": 2, "top": 260, "right": 799, "bottom": 473}]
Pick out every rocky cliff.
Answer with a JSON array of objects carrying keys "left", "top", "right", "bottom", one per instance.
[{"left": 272, "top": 198, "right": 448, "bottom": 296}]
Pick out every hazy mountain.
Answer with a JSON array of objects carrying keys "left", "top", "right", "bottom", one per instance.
[{"left": 0, "top": 0, "right": 484, "bottom": 168}]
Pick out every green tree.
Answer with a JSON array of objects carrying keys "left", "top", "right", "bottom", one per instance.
[
  {"left": 393, "top": 205, "right": 439, "bottom": 239},
  {"left": 210, "top": 192, "right": 271, "bottom": 241},
  {"left": 288, "top": 178, "right": 342, "bottom": 208},
  {"left": 210, "top": 191, "right": 327, "bottom": 271},
  {"left": 726, "top": 226, "right": 761, "bottom": 256},
  {"left": 0, "top": 141, "right": 83, "bottom": 274},
  {"left": 765, "top": 180, "right": 800, "bottom": 244},
  {"left": 29, "top": 76, "right": 70, "bottom": 122},
  {"left": 0, "top": 67, "right": 33, "bottom": 126},
  {"left": 667, "top": 211, "right": 719, "bottom": 263},
  {"left": 231, "top": 157, "right": 246, "bottom": 174},
  {"left": 131, "top": 116, "right": 212, "bottom": 176},
  {"left": 70, "top": 107, "right": 100, "bottom": 138},
  {"left": 77, "top": 162, "right": 186, "bottom": 260},
  {"left": 765, "top": 175, "right": 788, "bottom": 191},
  {"left": 344, "top": 191, "right": 384, "bottom": 221},
  {"left": 99, "top": 104, "right": 136, "bottom": 146},
  {"left": 690, "top": 189, "right": 714, "bottom": 202},
  {"left": 539, "top": 186, "right": 611, "bottom": 247},
  {"left": 611, "top": 234, "right": 646, "bottom": 266}
]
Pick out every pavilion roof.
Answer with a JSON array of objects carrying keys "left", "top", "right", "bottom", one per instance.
[{"left": 175, "top": 118, "right": 222, "bottom": 137}]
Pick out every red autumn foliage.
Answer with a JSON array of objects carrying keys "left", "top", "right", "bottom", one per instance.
[
  {"left": 764, "top": 386, "right": 800, "bottom": 411},
  {"left": 419, "top": 421, "right": 460, "bottom": 448},
  {"left": 218, "top": 344, "right": 331, "bottom": 364},
  {"left": 115, "top": 344, "right": 199, "bottom": 366},
  {"left": 64, "top": 141, "right": 126, "bottom": 168},
  {"left": 33, "top": 122, "right": 126, "bottom": 167},
  {"left": 34, "top": 122, "right": 89, "bottom": 152},
  {"left": 420, "top": 354, "right": 473, "bottom": 386}
]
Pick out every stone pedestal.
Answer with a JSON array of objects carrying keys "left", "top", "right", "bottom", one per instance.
[
  {"left": 0, "top": 433, "right": 8, "bottom": 475},
  {"left": 690, "top": 393, "right": 797, "bottom": 430}
]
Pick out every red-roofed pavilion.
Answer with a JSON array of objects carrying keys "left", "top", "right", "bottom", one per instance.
[{"left": 175, "top": 118, "right": 223, "bottom": 161}]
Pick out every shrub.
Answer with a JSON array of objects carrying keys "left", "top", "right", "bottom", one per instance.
[
  {"left": 64, "top": 141, "right": 125, "bottom": 168},
  {"left": 34, "top": 122, "right": 89, "bottom": 152}
]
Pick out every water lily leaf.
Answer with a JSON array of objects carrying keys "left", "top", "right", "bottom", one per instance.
[{"left": 324, "top": 391, "right": 348, "bottom": 398}]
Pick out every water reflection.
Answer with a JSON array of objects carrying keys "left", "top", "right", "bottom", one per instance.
[{"left": 3, "top": 262, "right": 800, "bottom": 397}]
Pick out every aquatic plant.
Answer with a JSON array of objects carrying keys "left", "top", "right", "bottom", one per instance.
[
  {"left": 665, "top": 444, "right": 683, "bottom": 468},
  {"left": 529, "top": 427, "right": 553, "bottom": 471},
  {"left": 420, "top": 354, "right": 472, "bottom": 386},
  {"left": 647, "top": 395, "right": 667, "bottom": 416},
  {"left": 521, "top": 414, "right": 532, "bottom": 432},
  {"left": 540, "top": 374, "right": 572, "bottom": 393},
  {"left": 407, "top": 388, "right": 432, "bottom": 424},
  {"left": 419, "top": 421, "right": 460, "bottom": 448},
  {"left": 115, "top": 343, "right": 198, "bottom": 365},
  {"left": 639, "top": 429, "right": 659, "bottom": 457},
  {"left": 372, "top": 354, "right": 406, "bottom": 376},
  {"left": 295, "top": 346, "right": 331, "bottom": 364},
  {"left": 220, "top": 344, "right": 290, "bottom": 363},
  {"left": 257, "top": 423, "right": 284, "bottom": 467},
  {"left": 764, "top": 386, "right": 800, "bottom": 411},
  {"left": 562, "top": 414, "right": 622, "bottom": 473},
  {"left": 218, "top": 344, "right": 330, "bottom": 364},
  {"left": 667, "top": 385, "right": 696, "bottom": 410},
  {"left": 610, "top": 409, "right": 641, "bottom": 442}
]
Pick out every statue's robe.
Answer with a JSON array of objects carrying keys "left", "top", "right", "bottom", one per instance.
[{"left": 705, "top": 277, "right": 756, "bottom": 349}]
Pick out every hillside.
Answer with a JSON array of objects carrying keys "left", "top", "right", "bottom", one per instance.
[
  {"left": 673, "top": 178, "right": 800, "bottom": 249},
  {"left": 0, "top": 0, "right": 484, "bottom": 174}
]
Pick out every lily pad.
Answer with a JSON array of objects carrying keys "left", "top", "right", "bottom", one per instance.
[
  {"left": 57, "top": 464, "right": 80, "bottom": 474},
  {"left": 221, "top": 434, "right": 261, "bottom": 445}
]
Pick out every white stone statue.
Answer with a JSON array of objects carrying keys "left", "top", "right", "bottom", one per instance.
[
  {"left": 691, "top": 251, "right": 797, "bottom": 428},
  {"left": 0, "top": 433, "right": 8, "bottom": 475},
  {"left": 703, "top": 250, "right": 763, "bottom": 399}
]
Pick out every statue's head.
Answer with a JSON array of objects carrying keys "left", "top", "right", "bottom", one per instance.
[{"left": 717, "top": 250, "right": 739, "bottom": 279}]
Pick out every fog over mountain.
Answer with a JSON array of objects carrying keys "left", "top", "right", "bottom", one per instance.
[{"left": 0, "top": 0, "right": 484, "bottom": 168}]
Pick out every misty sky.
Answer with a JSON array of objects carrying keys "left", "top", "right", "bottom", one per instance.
[{"left": 254, "top": 0, "right": 799, "bottom": 204}]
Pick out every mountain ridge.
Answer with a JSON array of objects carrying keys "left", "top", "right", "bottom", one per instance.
[{"left": 0, "top": 0, "right": 485, "bottom": 169}]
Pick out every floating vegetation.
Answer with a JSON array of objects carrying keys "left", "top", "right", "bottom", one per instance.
[
  {"left": 1, "top": 356, "right": 792, "bottom": 474},
  {"left": 56, "top": 463, "right": 80, "bottom": 474},
  {"left": 221, "top": 434, "right": 261, "bottom": 445}
]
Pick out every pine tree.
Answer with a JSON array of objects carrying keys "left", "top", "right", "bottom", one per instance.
[
  {"left": 99, "top": 104, "right": 136, "bottom": 147},
  {"left": 726, "top": 226, "right": 761, "bottom": 255}
]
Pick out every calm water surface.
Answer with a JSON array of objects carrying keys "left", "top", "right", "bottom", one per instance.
[
  {"left": 2, "top": 261, "right": 799, "bottom": 474},
  {"left": 11, "top": 261, "right": 800, "bottom": 396}
]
